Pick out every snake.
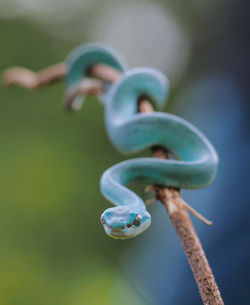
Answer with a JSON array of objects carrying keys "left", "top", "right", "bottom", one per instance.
[{"left": 66, "top": 43, "right": 219, "bottom": 239}]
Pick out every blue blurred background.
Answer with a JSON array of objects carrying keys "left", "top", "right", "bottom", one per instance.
[{"left": 0, "top": 0, "right": 249, "bottom": 304}]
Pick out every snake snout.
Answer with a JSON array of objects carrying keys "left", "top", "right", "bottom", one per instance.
[{"left": 111, "top": 228, "right": 120, "bottom": 233}]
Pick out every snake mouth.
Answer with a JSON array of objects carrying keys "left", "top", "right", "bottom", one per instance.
[
  {"left": 106, "top": 226, "right": 137, "bottom": 239},
  {"left": 104, "top": 225, "right": 122, "bottom": 235},
  {"left": 103, "top": 222, "right": 120, "bottom": 232},
  {"left": 103, "top": 223, "right": 133, "bottom": 239},
  {"left": 108, "top": 230, "right": 136, "bottom": 239}
]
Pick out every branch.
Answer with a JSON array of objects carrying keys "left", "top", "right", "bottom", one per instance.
[
  {"left": 158, "top": 187, "right": 223, "bottom": 305},
  {"left": 64, "top": 78, "right": 105, "bottom": 111},
  {"left": 3, "top": 63, "right": 66, "bottom": 89}
]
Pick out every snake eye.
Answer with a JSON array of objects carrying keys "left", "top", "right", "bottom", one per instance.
[
  {"left": 100, "top": 215, "right": 106, "bottom": 225},
  {"left": 134, "top": 214, "right": 142, "bottom": 226}
]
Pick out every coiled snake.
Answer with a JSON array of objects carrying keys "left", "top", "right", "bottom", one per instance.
[{"left": 66, "top": 43, "right": 218, "bottom": 239}]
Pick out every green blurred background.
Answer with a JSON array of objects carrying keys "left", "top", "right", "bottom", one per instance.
[
  {"left": 0, "top": 16, "right": 147, "bottom": 305},
  {"left": 0, "top": 1, "right": 249, "bottom": 304}
]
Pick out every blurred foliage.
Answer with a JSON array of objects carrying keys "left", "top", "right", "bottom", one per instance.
[{"left": 0, "top": 17, "right": 146, "bottom": 305}]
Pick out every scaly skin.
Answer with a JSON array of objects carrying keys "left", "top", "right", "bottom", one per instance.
[{"left": 66, "top": 43, "right": 219, "bottom": 239}]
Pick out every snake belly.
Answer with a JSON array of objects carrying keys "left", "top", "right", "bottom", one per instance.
[{"left": 66, "top": 43, "right": 219, "bottom": 239}]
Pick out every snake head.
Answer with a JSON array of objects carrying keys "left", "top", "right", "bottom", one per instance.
[{"left": 100, "top": 206, "right": 151, "bottom": 239}]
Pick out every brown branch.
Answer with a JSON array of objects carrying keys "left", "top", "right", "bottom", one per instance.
[
  {"left": 89, "top": 63, "right": 122, "bottom": 83},
  {"left": 3, "top": 63, "right": 66, "bottom": 89},
  {"left": 157, "top": 187, "right": 224, "bottom": 305},
  {"left": 2, "top": 62, "right": 120, "bottom": 90},
  {"left": 64, "top": 79, "right": 105, "bottom": 111},
  {"left": 2, "top": 60, "right": 224, "bottom": 304}
]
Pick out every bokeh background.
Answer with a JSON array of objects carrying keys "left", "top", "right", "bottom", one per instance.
[{"left": 0, "top": 0, "right": 249, "bottom": 304}]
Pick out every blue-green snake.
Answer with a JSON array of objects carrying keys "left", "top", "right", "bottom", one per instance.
[{"left": 67, "top": 43, "right": 219, "bottom": 239}]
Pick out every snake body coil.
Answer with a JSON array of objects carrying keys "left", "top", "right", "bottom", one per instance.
[{"left": 67, "top": 43, "right": 218, "bottom": 239}]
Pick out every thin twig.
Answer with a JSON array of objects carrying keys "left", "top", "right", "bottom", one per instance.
[
  {"left": 3, "top": 63, "right": 66, "bottom": 89},
  {"left": 2, "top": 61, "right": 224, "bottom": 304},
  {"left": 181, "top": 200, "right": 213, "bottom": 226},
  {"left": 64, "top": 78, "right": 105, "bottom": 111},
  {"left": 89, "top": 64, "right": 122, "bottom": 83},
  {"left": 153, "top": 186, "right": 223, "bottom": 305}
]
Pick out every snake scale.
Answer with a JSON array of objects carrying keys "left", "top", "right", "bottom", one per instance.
[{"left": 67, "top": 43, "right": 218, "bottom": 239}]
